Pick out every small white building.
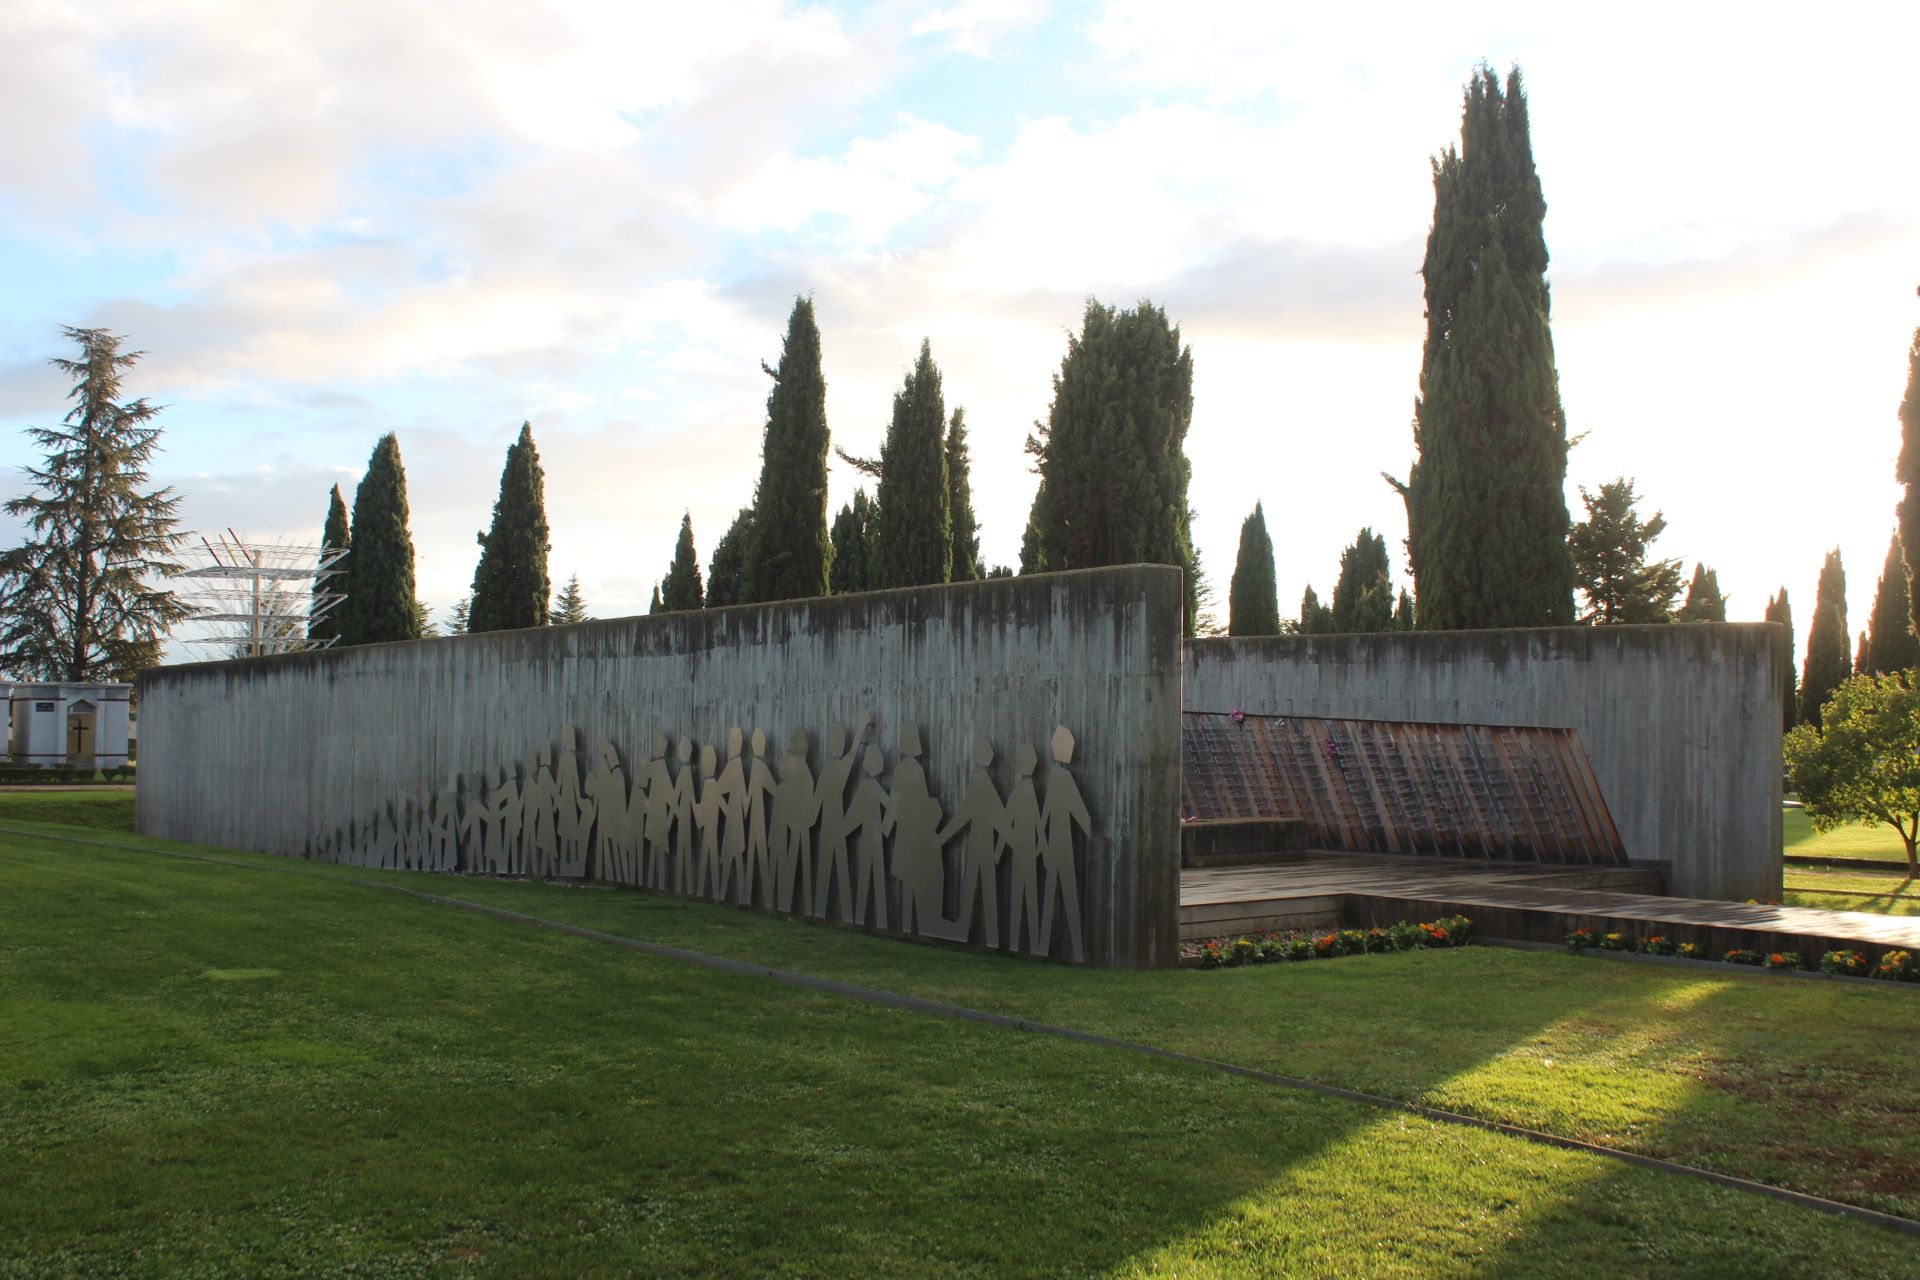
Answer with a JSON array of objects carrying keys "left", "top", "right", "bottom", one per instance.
[{"left": 5, "top": 683, "right": 132, "bottom": 770}]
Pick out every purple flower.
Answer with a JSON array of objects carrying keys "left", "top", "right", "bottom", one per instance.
[{"left": 1229, "top": 708, "right": 1246, "bottom": 723}]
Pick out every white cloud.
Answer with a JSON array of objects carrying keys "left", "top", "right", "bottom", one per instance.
[{"left": 910, "top": 0, "right": 1046, "bottom": 56}]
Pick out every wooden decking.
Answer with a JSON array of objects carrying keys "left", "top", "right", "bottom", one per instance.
[{"left": 1180, "top": 851, "right": 1920, "bottom": 961}]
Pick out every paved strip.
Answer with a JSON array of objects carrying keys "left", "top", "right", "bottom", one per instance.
[{"left": 7, "top": 821, "right": 1919, "bottom": 1241}]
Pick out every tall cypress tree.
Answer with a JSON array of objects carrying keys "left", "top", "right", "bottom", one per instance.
[
  {"left": 1764, "top": 589, "right": 1796, "bottom": 734},
  {"left": 1800, "top": 549, "right": 1850, "bottom": 725},
  {"left": 310, "top": 484, "right": 350, "bottom": 646},
  {"left": 829, "top": 490, "right": 877, "bottom": 595},
  {"left": 1394, "top": 590, "right": 1416, "bottom": 631},
  {"left": 1675, "top": 563, "right": 1727, "bottom": 622},
  {"left": 706, "top": 508, "right": 754, "bottom": 608},
  {"left": 946, "top": 408, "right": 980, "bottom": 582},
  {"left": 1024, "top": 298, "right": 1199, "bottom": 631},
  {"left": 1330, "top": 528, "right": 1393, "bottom": 633},
  {"left": 339, "top": 433, "right": 418, "bottom": 646},
  {"left": 1396, "top": 65, "right": 1572, "bottom": 630},
  {"left": 1896, "top": 329, "right": 1920, "bottom": 637},
  {"left": 1299, "top": 585, "right": 1334, "bottom": 635},
  {"left": 872, "top": 339, "right": 952, "bottom": 588},
  {"left": 468, "top": 422, "right": 551, "bottom": 633},
  {"left": 660, "top": 513, "right": 704, "bottom": 611},
  {"left": 1227, "top": 502, "right": 1280, "bottom": 636},
  {"left": 1864, "top": 533, "right": 1919, "bottom": 674},
  {"left": 744, "top": 297, "right": 831, "bottom": 603}
]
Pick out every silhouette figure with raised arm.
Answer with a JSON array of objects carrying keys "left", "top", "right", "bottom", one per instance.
[
  {"left": 845, "top": 743, "right": 893, "bottom": 929},
  {"left": 813, "top": 714, "right": 871, "bottom": 921},
  {"left": 771, "top": 727, "right": 820, "bottom": 915},
  {"left": 640, "top": 730, "right": 674, "bottom": 889},
  {"left": 888, "top": 720, "right": 947, "bottom": 938},
  {"left": 428, "top": 775, "right": 459, "bottom": 871},
  {"left": 1039, "top": 725, "right": 1091, "bottom": 963},
  {"left": 555, "top": 726, "right": 590, "bottom": 878},
  {"left": 744, "top": 728, "right": 776, "bottom": 907},
  {"left": 497, "top": 759, "right": 525, "bottom": 875},
  {"left": 715, "top": 728, "right": 748, "bottom": 903},
  {"left": 939, "top": 736, "right": 1010, "bottom": 947},
  {"left": 1003, "top": 744, "right": 1044, "bottom": 954},
  {"left": 455, "top": 771, "right": 486, "bottom": 873},
  {"left": 525, "top": 745, "right": 559, "bottom": 878},
  {"left": 693, "top": 742, "right": 722, "bottom": 899},
  {"left": 583, "top": 738, "right": 630, "bottom": 883},
  {"left": 667, "top": 736, "right": 697, "bottom": 893}
]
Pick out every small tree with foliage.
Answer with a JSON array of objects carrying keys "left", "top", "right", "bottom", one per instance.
[
  {"left": 1675, "top": 563, "right": 1727, "bottom": 622},
  {"left": 1801, "top": 548, "right": 1850, "bottom": 725},
  {"left": 340, "top": 433, "right": 419, "bottom": 646},
  {"left": 660, "top": 513, "right": 704, "bottom": 611},
  {"left": 1568, "top": 477, "right": 1681, "bottom": 624},
  {"left": 310, "top": 485, "right": 350, "bottom": 646},
  {"left": 1331, "top": 528, "right": 1393, "bottom": 633},
  {"left": 1299, "top": 585, "right": 1334, "bottom": 635},
  {"left": 1864, "top": 534, "right": 1919, "bottom": 675},
  {"left": 1786, "top": 671, "right": 1920, "bottom": 878},
  {"left": 829, "top": 491, "right": 877, "bottom": 595},
  {"left": 946, "top": 409, "right": 980, "bottom": 582},
  {"left": 468, "top": 422, "right": 550, "bottom": 633},
  {"left": 1765, "top": 589, "right": 1796, "bottom": 733},
  {"left": 550, "top": 575, "right": 589, "bottom": 625},
  {"left": 706, "top": 508, "right": 754, "bottom": 608},
  {"left": 1228, "top": 503, "right": 1280, "bottom": 636}
]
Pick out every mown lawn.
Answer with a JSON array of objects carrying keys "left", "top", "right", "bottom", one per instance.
[
  {"left": 1784, "top": 806, "right": 1915, "bottom": 868},
  {"left": 0, "top": 788, "right": 135, "bottom": 832},
  {"left": 3, "top": 809, "right": 1918, "bottom": 1276}
]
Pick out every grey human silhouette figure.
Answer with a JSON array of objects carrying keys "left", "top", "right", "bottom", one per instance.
[
  {"left": 888, "top": 720, "right": 947, "bottom": 938},
  {"left": 427, "top": 776, "right": 459, "bottom": 871},
  {"left": 845, "top": 743, "right": 893, "bottom": 929},
  {"left": 372, "top": 798, "right": 401, "bottom": 870},
  {"left": 403, "top": 793, "right": 429, "bottom": 870},
  {"left": 692, "top": 742, "right": 723, "bottom": 899},
  {"left": 1003, "top": 744, "right": 1045, "bottom": 955},
  {"left": 812, "top": 714, "right": 871, "bottom": 921},
  {"left": 1039, "top": 725, "right": 1091, "bottom": 963},
  {"left": 667, "top": 736, "right": 697, "bottom": 893},
  {"left": 524, "top": 746, "right": 559, "bottom": 878},
  {"left": 496, "top": 759, "right": 525, "bottom": 875},
  {"left": 770, "top": 727, "right": 820, "bottom": 915},
  {"left": 640, "top": 731, "right": 674, "bottom": 889},
  {"left": 938, "top": 737, "right": 1011, "bottom": 948},
  {"left": 583, "top": 738, "right": 630, "bottom": 883},
  {"left": 555, "top": 726, "right": 591, "bottom": 878},
  {"left": 715, "top": 728, "right": 748, "bottom": 903},
  {"left": 455, "top": 771, "right": 487, "bottom": 873},
  {"left": 743, "top": 728, "right": 776, "bottom": 907}
]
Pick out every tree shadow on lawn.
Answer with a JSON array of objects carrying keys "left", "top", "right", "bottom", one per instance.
[{"left": 15, "top": 839, "right": 1917, "bottom": 1275}]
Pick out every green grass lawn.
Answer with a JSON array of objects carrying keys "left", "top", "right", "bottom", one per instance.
[
  {"left": 1784, "top": 806, "right": 1916, "bottom": 868},
  {"left": 0, "top": 789, "right": 135, "bottom": 832},
  {"left": 1785, "top": 863, "right": 1920, "bottom": 917},
  {"left": 4, "top": 809, "right": 1919, "bottom": 1275}
]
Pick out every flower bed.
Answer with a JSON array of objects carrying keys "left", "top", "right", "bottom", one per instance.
[
  {"left": 1561, "top": 928, "right": 1917, "bottom": 983},
  {"left": 1184, "top": 915, "right": 1471, "bottom": 969}
]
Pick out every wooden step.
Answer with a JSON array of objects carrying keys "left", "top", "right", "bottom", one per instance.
[{"left": 1181, "top": 818, "right": 1308, "bottom": 869}]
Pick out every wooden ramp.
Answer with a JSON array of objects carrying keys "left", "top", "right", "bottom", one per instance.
[{"left": 1181, "top": 851, "right": 1920, "bottom": 965}]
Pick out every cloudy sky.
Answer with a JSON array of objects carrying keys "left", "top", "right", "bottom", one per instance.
[{"left": 2, "top": 1, "right": 1916, "bottom": 658}]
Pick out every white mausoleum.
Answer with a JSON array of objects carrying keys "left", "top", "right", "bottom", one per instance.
[{"left": 4, "top": 683, "right": 132, "bottom": 769}]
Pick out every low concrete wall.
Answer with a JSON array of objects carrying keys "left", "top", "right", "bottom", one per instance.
[
  {"left": 1183, "top": 625, "right": 1782, "bottom": 901},
  {"left": 138, "top": 565, "right": 1186, "bottom": 968}
]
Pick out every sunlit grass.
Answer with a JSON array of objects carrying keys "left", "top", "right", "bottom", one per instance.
[{"left": 1784, "top": 806, "right": 1914, "bottom": 866}]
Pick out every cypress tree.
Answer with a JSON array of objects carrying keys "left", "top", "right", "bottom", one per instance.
[
  {"left": 1800, "top": 549, "right": 1850, "bottom": 725},
  {"left": 446, "top": 597, "right": 471, "bottom": 635},
  {"left": 1299, "top": 585, "right": 1334, "bottom": 635},
  {"left": 660, "top": 513, "right": 704, "bottom": 611},
  {"left": 1227, "top": 502, "right": 1280, "bottom": 636},
  {"left": 1568, "top": 478, "right": 1681, "bottom": 624},
  {"left": 706, "top": 508, "right": 754, "bottom": 608},
  {"left": 1018, "top": 489, "right": 1045, "bottom": 574},
  {"left": 829, "top": 490, "right": 877, "bottom": 595},
  {"left": 1394, "top": 590, "right": 1416, "bottom": 631},
  {"left": 1764, "top": 589, "right": 1796, "bottom": 734},
  {"left": 1675, "top": 563, "right": 1727, "bottom": 622},
  {"left": 310, "top": 484, "right": 350, "bottom": 646},
  {"left": 648, "top": 585, "right": 664, "bottom": 615},
  {"left": 468, "top": 422, "right": 551, "bottom": 633},
  {"left": 1854, "top": 631, "right": 1869, "bottom": 677},
  {"left": 339, "top": 433, "right": 418, "bottom": 646},
  {"left": 1396, "top": 65, "right": 1573, "bottom": 630},
  {"left": 744, "top": 297, "right": 831, "bottom": 603},
  {"left": 1865, "top": 533, "right": 1919, "bottom": 674},
  {"left": 872, "top": 339, "right": 952, "bottom": 588},
  {"left": 1331, "top": 528, "right": 1393, "bottom": 633},
  {"left": 946, "top": 408, "right": 981, "bottom": 582},
  {"left": 549, "top": 575, "right": 588, "bottom": 625},
  {"left": 1024, "top": 298, "right": 1199, "bottom": 630},
  {"left": 1896, "top": 328, "right": 1920, "bottom": 637}
]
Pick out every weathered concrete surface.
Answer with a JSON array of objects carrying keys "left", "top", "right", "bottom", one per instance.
[
  {"left": 1183, "top": 625, "right": 1782, "bottom": 901},
  {"left": 138, "top": 565, "right": 1185, "bottom": 968}
]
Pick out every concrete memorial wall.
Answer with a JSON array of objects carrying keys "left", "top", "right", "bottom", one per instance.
[
  {"left": 1183, "top": 624, "right": 1783, "bottom": 901},
  {"left": 137, "top": 565, "right": 1186, "bottom": 968}
]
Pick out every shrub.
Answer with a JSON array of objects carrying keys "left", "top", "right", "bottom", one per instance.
[
  {"left": 1873, "top": 950, "right": 1918, "bottom": 982},
  {"left": 1336, "top": 929, "right": 1367, "bottom": 955},
  {"left": 1200, "top": 941, "right": 1224, "bottom": 969},
  {"left": 1229, "top": 937, "right": 1259, "bottom": 967},
  {"left": 1387, "top": 921, "right": 1423, "bottom": 951},
  {"left": 1565, "top": 927, "right": 1597, "bottom": 951},
  {"left": 1762, "top": 950, "right": 1802, "bottom": 971},
  {"left": 1258, "top": 936, "right": 1288, "bottom": 963},
  {"left": 1597, "top": 931, "right": 1631, "bottom": 952},
  {"left": 1675, "top": 942, "right": 1707, "bottom": 960},
  {"left": 1638, "top": 935, "right": 1675, "bottom": 956},
  {"left": 1723, "top": 949, "right": 1763, "bottom": 966},
  {"left": 1285, "top": 936, "right": 1315, "bottom": 962},
  {"left": 1821, "top": 950, "right": 1868, "bottom": 976},
  {"left": 1434, "top": 915, "right": 1472, "bottom": 946},
  {"left": 1363, "top": 927, "right": 1391, "bottom": 953}
]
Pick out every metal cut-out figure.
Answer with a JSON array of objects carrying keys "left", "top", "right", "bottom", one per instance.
[
  {"left": 496, "top": 760, "right": 525, "bottom": 876},
  {"left": 744, "top": 728, "right": 776, "bottom": 907},
  {"left": 1003, "top": 744, "right": 1044, "bottom": 955},
  {"left": 693, "top": 742, "right": 723, "bottom": 899},
  {"left": 583, "top": 738, "right": 631, "bottom": 883},
  {"left": 845, "top": 743, "right": 892, "bottom": 930},
  {"left": 771, "top": 727, "right": 819, "bottom": 915},
  {"left": 428, "top": 776, "right": 460, "bottom": 871},
  {"left": 455, "top": 772, "right": 487, "bottom": 873},
  {"left": 640, "top": 731, "right": 674, "bottom": 889},
  {"left": 812, "top": 714, "right": 871, "bottom": 921},
  {"left": 939, "top": 737, "right": 1011, "bottom": 948},
  {"left": 715, "top": 729, "right": 748, "bottom": 903},
  {"left": 1039, "top": 725, "right": 1090, "bottom": 963},
  {"left": 525, "top": 746, "right": 559, "bottom": 879},
  {"left": 888, "top": 720, "right": 947, "bottom": 938},
  {"left": 555, "top": 726, "right": 591, "bottom": 879},
  {"left": 668, "top": 736, "right": 697, "bottom": 893}
]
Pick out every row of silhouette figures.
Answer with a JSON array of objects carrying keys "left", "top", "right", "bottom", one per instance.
[{"left": 312, "top": 716, "right": 1091, "bottom": 962}]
